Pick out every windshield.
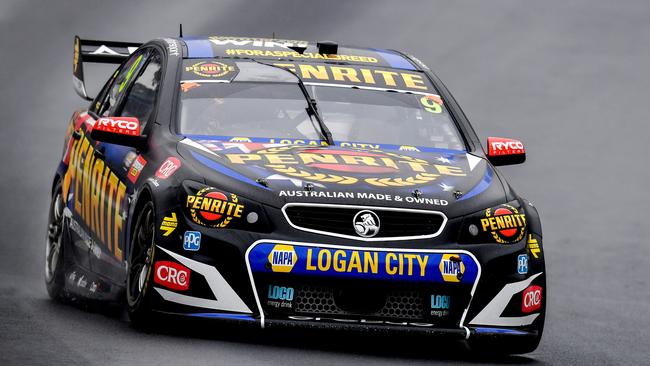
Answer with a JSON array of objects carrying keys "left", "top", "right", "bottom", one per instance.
[
  {"left": 180, "top": 83, "right": 323, "bottom": 140},
  {"left": 179, "top": 63, "right": 465, "bottom": 151}
]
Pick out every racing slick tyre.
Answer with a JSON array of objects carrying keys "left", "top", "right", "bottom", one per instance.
[
  {"left": 126, "top": 200, "right": 157, "bottom": 328},
  {"left": 45, "top": 180, "right": 67, "bottom": 300}
]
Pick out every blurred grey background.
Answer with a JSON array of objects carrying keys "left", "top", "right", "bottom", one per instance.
[{"left": 1, "top": 0, "right": 648, "bottom": 365}]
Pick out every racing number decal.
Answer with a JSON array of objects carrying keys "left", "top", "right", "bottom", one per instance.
[{"left": 420, "top": 95, "right": 442, "bottom": 114}]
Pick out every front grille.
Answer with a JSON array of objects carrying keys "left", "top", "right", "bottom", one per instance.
[
  {"left": 294, "top": 285, "right": 338, "bottom": 314},
  {"left": 293, "top": 285, "right": 423, "bottom": 320},
  {"left": 283, "top": 204, "right": 446, "bottom": 240}
]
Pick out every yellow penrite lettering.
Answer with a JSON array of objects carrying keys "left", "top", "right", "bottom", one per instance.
[
  {"left": 186, "top": 195, "right": 244, "bottom": 218},
  {"left": 480, "top": 214, "right": 527, "bottom": 232},
  {"left": 272, "top": 63, "right": 431, "bottom": 92},
  {"left": 69, "top": 130, "right": 126, "bottom": 260}
]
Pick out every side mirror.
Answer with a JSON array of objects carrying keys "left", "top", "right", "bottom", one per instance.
[
  {"left": 486, "top": 137, "right": 526, "bottom": 166},
  {"left": 90, "top": 117, "right": 146, "bottom": 149}
]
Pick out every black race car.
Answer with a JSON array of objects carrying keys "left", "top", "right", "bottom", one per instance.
[{"left": 46, "top": 35, "right": 545, "bottom": 354}]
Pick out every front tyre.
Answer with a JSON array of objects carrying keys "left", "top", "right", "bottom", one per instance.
[
  {"left": 126, "top": 201, "right": 157, "bottom": 327},
  {"left": 45, "top": 180, "right": 66, "bottom": 300}
]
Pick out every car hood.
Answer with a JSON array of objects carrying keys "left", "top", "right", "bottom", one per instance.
[{"left": 178, "top": 138, "right": 507, "bottom": 218}]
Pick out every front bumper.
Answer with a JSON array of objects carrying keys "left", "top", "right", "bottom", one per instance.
[{"left": 150, "top": 233, "right": 545, "bottom": 340}]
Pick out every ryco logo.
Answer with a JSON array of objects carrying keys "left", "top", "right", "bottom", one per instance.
[
  {"left": 522, "top": 285, "right": 542, "bottom": 313},
  {"left": 95, "top": 117, "right": 140, "bottom": 136},
  {"left": 154, "top": 261, "right": 190, "bottom": 291},
  {"left": 353, "top": 210, "right": 380, "bottom": 238},
  {"left": 268, "top": 244, "right": 297, "bottom": 273},
  {"left": 480, "top": 204, "right": 527, "bottom": 244},
  {"left": 439, "top": 254, "right": 465, "bottom": 283},
  {"left": 488, "top": 137, "right": 525, "bottom": 156},
  {"left": 186, "top": 187, "right": 244, "bottom": 228}
]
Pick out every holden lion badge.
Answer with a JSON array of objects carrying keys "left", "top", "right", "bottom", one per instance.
[{"left": 353, "top": 210, "right": 380, "bottom": 238}]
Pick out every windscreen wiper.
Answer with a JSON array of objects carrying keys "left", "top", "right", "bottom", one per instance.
[{"left": 251, "top": 59, "right": 334, "bottom": 146}]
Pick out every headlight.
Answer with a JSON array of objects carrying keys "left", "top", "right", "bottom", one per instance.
[
  {"left": 181, "top": 180, "right": 271, "bottom": 233},
  {"left": 458, "top": 200, "right": 527, "bottom": 244}
]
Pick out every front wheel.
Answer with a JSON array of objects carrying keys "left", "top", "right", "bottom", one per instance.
[
  {"left": 126, "top": 201, "right": 157, "bottom": 327},
  {"left": 45, "top": 180, "right": 66, "bottom": 300}
]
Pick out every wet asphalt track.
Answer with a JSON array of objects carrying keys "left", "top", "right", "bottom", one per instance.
[{"left": 1, "top": 0, "right": 650, "bottom": 364}]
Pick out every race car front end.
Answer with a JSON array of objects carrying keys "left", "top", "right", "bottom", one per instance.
[{"left": 147, "top": 175, "right": 545, "bottom": 352}]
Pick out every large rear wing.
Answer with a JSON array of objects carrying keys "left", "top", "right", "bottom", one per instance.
[{"left": 73, "top": 35, "right": 142, "bottom": 100}]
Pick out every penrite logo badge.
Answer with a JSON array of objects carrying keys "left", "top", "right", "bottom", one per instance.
[
  {"left": 480, "top": 204, "right": 526, "bottom": 244},
  {"left": 353, "top": 210, "right": 380, "bottom": 238},
  {"left": 186, "top": 187, "right": 244, "bottom": 228},
  {"left": 268, "top": 244, "right": 297, "bottom": 273},
  {"left": 223, "top": 145, "right": 466, "bottom": 187},
  {"left": 185, "top": 61, "right": 235, "bottom": 78}
]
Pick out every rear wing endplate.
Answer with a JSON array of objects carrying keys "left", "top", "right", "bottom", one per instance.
[{"left": 73, "top": 35, "right": 142, "bottom": 100}]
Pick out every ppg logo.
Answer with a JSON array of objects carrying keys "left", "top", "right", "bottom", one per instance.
[
  {"left": 183, "top": 231, "right": 201, "bottom": 251},
  {"left": 517, "top": 254, "right": 528, "bottom": 274}
]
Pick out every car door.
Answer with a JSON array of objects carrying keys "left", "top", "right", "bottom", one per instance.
[
  {"left": 84, "top": 48, "right": 163, "bottom": 283},
  {"left": 65, "top": 49, "right": 149, "bottom": 275}
]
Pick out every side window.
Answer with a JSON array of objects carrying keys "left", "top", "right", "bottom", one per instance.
[
  {"left": 89, "top": 69, "right": 118, "bottom": 115},
  {"left": 98, "top": 50, "right": 149, "bottom": 117},
  {"left": 118, "top": 52, "right": 163, "bottom": 129}
]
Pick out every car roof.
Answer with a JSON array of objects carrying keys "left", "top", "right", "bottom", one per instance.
[{"left": 175, "top": 36, "right": 423, "bottom": 72}]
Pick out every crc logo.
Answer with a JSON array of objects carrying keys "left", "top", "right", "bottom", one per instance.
[
  {"left": 522, "top": 285, "right": 542, "bottom": 313},
  {"left": 95, "top": 117, "right": 140, "bottom": 135},
  {"left": 183, "top": 231, "right": 201, "bottom": 251},
  {"left": 156, "top": 157, "right": 181, "bottom": 179},
  {"left": 268, "top": 244, "right": 297, "bottom": 273},
  {"left": 439, "top": 254, "right": 465, "bottom": 283},
  {"left": 154, "top": 261, "right": 190, "bottom": 291},
  {"left": 267, "top": 285, "right": 294, "bottom": 301},
  {"left": 353, "top": 210, "right": 380, "bottom": 238}
]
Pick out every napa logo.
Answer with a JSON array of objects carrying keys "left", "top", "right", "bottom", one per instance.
[
  {"left": 268, "top": 244, "right": 297, "bottom": 273},
  {"left": 439, "top": 254, "right": 465, "bottom": 283}
]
